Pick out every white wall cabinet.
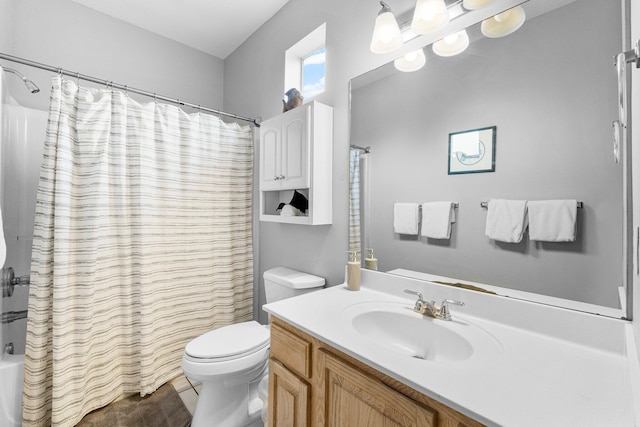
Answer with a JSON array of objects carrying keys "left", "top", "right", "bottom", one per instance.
[
  {"left": 260, "top": 105, "right": 309, "bottom": 191},
  {"left": 259, "top": 101, "right": 333, "bottom": 225}
]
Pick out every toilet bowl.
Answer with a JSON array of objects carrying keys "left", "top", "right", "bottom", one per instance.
[{"left": 182, "top": 267, "right": 325, "bottom": 427}]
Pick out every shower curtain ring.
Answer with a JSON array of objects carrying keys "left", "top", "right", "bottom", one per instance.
[
  {"left": 56, "top": 67, "right": 63, "bottom": 77},
  {"left": 76, "top": 72, "right": 80, "bottom": 86}
]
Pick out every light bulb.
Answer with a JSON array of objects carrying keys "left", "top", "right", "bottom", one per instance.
[
  {"left": 443, "top": 33, "right": 459, "bottom": 44},
  {"left": 462, "top": 0, "right": 493, "bottom": 10},
  {"left": 405, "top": 51, "right": 418, "bottom": 61},
  {"left": 494, "top": 9, "right": 511, "bottom": 22},
  {"left": 411, "top": 0, "right": 450, "bottom": 34},
  {"left": 432, "top": 29, "right": 469, "bottom": 57},
  {"left": 481, "top": 5, "right": 526, "bottom": 38},
  {"left": 370, "top": 2, "right": 404, "bottom": 54},
  {"left": 394, "top": 49, "right": 427, "bottom": 72}
]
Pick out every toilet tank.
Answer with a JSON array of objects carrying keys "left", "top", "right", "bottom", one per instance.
[{"left": 263, "top": 267, "right": 325, "bottom": 303}]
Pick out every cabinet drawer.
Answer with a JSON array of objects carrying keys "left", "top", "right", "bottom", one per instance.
[{"left": 270, "top": 323, "right": 312, "bottom": 379}]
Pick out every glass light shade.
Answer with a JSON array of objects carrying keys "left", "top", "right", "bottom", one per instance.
[
  {"left": 432, "top": 29, "right": 470, "bottom": 57},
  {"left": 370, "top": 6, "right": 403, "bottom": 54},
  {"left": 481, "top": 6, "right": 526, "bottom": 38},
  {"left": 462, "top": 0, "right": 493, "bottom": 10},
  {"left": 411, "top": 0, "right": 450, "bottom": 35},
  {"left": 394, "top": 49, "right": 427, "bottom": 72}
]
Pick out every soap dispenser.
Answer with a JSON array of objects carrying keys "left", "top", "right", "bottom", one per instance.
[
  {"left": 347, "top": 251, "right": 361, "bottom": 291},
  {"left": 364, "top": 248, "right": 378, "bottom": 271}
]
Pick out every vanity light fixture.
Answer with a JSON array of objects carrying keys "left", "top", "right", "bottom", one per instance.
[
  {"left": 462, "top": 0, "right": 494, "bottom": 10},
  {"left": 394, "top": 48, "right": 427, "bottom": 72},
  {"left": 481, "top": 5, "right": 526, "bottom": 38},
  {"left": 370, "top": 1, "right": 404, "bottom": 54},
  {"left": 432, "top": 29, "right": 470, "bottom": 56},
  {"left": 411, "top": 0, "right": 450, "bottom": 35}
]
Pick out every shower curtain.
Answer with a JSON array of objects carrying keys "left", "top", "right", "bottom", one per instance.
[
  {"left": 349, "top": 149, "right": 361, "bottom": 254},
  {"left": 22, "top": 76, "right": 255, "bottom": 427}
]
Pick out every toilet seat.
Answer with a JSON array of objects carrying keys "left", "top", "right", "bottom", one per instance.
[
  {"left": 185, "top": 320, "right": 270, "bottom": 362},
  {"left": 182, "top": 321, "right": 270, "bottom": 379}
]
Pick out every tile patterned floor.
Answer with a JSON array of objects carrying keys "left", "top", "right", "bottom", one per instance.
[{"left": 172, "top": 375, "right": 201, "bottom": 416}]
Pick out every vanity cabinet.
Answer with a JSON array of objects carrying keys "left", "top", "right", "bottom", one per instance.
[
  {"left": 259, "top": 101, "right": 333, "bottom": 225},
  {"left": 268, "top": 317, "right": 485, "bottom": 427}
]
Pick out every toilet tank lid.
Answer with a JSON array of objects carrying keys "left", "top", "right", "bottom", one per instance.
[{"left": 263, "top": 267, "right": 325, "bottom": 289}]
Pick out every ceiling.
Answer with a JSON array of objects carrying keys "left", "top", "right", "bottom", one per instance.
[{"left": 70, "top": 0, "right": 291, "bottom": 59}]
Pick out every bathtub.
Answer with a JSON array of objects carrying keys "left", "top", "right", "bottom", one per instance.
[
  {"left": 0, "top": 353, "right": 24, "bottom": 427},
  {"left": 0, "top": 93, "right": 47, "bottom": 427}
]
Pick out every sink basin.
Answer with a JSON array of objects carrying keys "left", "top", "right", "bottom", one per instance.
[{"left": 340, "top": 301, "right": 502, "bottom": 366}]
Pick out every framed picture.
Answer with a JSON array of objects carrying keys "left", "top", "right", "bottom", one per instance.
[{"left": 448, "top": 126, "right": 496, "bottom": 175}]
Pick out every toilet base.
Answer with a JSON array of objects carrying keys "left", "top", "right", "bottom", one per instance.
[{"left": 189, "top": 370, "right": 267, "bottom": 427}]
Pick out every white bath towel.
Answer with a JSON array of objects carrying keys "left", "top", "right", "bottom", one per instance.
[
  {"left": 0, "top": 205, "right": 5, "bottom": 266},
  {"left": 421, "top": 202, "right": 455, "bottom": 239},
  {"left": 393, "top": 203, "right": 420, "bottom": 235},
  {"left": 485, "top": 199, "right": 528, "bottom": 243},
  {"left": 528, "top": 200, "right": 578, "bottom": 242}
]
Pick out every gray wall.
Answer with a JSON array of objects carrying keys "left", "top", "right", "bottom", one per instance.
[
  {"left": 225, "top": 0, "right": 626, "bottom": 321},
  {"left": 1, "top": 0, "right": 224, "bottom": 112},
  {"left": 224, "top": 0, "right": 409, "bottom": 323},
  {"left": 351, "top": 0, "right": 622, "bottom": 307}
]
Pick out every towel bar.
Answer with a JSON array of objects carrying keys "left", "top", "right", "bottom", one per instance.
[
  {"left": 480, "top": 201, "right": 583, "bottom": 209},
  {"left": 419, "top": 203, "right": 458, "bottom": 211}
]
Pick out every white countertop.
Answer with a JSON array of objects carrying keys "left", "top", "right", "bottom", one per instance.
[{"left": 263, "top": 270, "right": 638, "bottom": 427}]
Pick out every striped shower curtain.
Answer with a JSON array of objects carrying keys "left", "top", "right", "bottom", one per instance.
[
  {"left": 23, "top": 77, "right": 255, "bottom": 427},
  {"left": 349, "top": 149, "right": 361, "bottom": 254}
]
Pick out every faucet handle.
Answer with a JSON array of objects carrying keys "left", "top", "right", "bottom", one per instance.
[
  {"left": 404, "top": 289, "right": 424, "bottom": 301},
  {"left": 439, "top": 299, "right": 465, "bottom": 321},
  {"left": 404, "top": 289, "right": 427, "bottom": 312}
]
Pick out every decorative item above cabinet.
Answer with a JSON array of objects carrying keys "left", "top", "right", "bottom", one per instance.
[{"left": 259, "top": 101, "right": 333, "bottom": 225}]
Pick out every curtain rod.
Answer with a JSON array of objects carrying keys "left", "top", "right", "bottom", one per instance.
[
  {"left": 0, "top": 52, "right": 261, "bottom": 127},
  {"left": 350, "top": 144, "right": 371, "bottom": 153}
]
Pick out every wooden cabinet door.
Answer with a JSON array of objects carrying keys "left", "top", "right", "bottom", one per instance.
[
  {"left": 259, "top": 121, "right": 282, "bottom": 191},
  {"left": 269, "top": 359, "right": 310, "bottom": 427},
  {"left": 280, "top": 104, "right": 310, "bottom": 190},
  {"left": 318, "top": 350, "right": 437, "bottom": 427}
]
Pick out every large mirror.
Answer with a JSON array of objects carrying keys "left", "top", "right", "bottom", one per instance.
[{"left": 349, "top": 0, "right": 628, "bottom": 317}]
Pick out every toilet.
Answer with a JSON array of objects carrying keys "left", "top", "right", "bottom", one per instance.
[{"left": 182, "top": 267, "right": 325, "bottom": 427}]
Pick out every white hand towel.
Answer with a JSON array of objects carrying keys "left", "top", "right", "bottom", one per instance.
[
  {"left": 528, "top": 200, "right": 577, "bottom": 242},
  {"left": 0, "top": 205, "right": 5, "bottom": 266},
  {"left": 485, "top": 199, "right": 528, "bottom": 243},
  {"left": 421, "top": 202, "right": 455, "bottom": 239},
  {"left": 393, "top": 203, "right": 419, "bottom": 235}
]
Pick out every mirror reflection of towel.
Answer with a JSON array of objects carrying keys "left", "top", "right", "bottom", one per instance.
[
  {"left": 0, "top": 206, "right": 5, "bottom": 266},
  {"left": 393, "top": 203, "right": 419, "bottom": 235},
  {"left": 528, "top": 200, "right": 577, "bottom": 242},
  {"left": 421, "top": 202, "right": 455, "bottom": 239},
  {"left": 485, "top": 199, "right": 528, "bottom": 243}
]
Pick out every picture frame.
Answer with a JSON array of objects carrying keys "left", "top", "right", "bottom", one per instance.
[{"left": 448, "top": 126, "right": 496, "bottom": 175}]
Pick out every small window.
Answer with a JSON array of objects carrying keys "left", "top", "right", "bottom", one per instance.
[
  {"left": 285, "top": 23, "right": 326, "bottom": 102},
  {"left": 302, "top": 47, "right": 326, "bottom": 99}
]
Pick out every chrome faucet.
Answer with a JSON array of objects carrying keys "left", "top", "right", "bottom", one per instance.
[{"left": 403, "top": 289, "right": 464, "bottom": 321}]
